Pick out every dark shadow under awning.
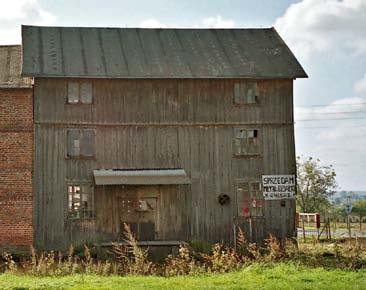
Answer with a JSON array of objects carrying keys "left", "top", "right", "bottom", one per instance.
[{"left": 93, "top": 169, "right": 191, "bottom": 185}]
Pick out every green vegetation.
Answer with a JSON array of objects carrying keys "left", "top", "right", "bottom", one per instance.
[
  {"left": 296, "top": 156, "right": 337, "bottom": 213},
  {"left": 0, "top": 225, "right": 365, "bottom": 289},
  {"left": 0, "top": 263, "right": 365, "bottom": 290},
  {"left": 353, "top": 200, "right": 366, "bottom": 220}
]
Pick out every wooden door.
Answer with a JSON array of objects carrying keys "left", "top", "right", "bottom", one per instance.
[{"left": 118, "top": 186, "right": 159, "bottom": 241}]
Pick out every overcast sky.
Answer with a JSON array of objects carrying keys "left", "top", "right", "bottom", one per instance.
[{"left": 1, "top": 0, "right": 366, "bottom": 190}]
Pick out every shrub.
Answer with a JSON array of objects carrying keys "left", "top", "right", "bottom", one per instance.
[
  {"left": 247, "top": 243, "right": 262, "bottom": 260},
  {"left": 165, "top": 245, "right": 201, "bottom": 276},
  {"left": 112, "top": 223, "right": 155, "bottom": 275},
  {"left": 1, "top": 252, "right": 17, "bottom": 273},
  {"left": 265, "top": 234, "right": 283, "bottom": 261},
  {"left": 202, "top": 244, "right": 242, "bottom": 273},
  {"left": 236, "top": 226, "right": 249, "bottom": 257}
]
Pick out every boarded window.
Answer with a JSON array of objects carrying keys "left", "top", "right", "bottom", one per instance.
[
  {"left": 68, "top": 184, "right": 95, "bottom": 219},
  {"left": 234, "top": 82, "right": 259, "bottom": 104},
  {"left": 67, "top": 129, "right": 95, "bottom": 158},
  {"left": 67, "top": 81, "right": 93, "bottom": 104},
  {"left": 233, "top": 128, "right": 260, "bottom": 156},
  {"left": 236, "top": 181, "right": 263, "bottom": 218}
]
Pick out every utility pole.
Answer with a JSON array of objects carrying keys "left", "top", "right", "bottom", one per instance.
[{"left": 345, "top": 194, "right": 352, "bottom": 238}]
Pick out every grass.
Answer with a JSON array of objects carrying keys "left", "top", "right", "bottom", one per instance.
[
  {"left": 1, "top": 228, "right": 365, "bottom": 289},
  {"left": 0, "top": 262, "right": 365, "bottom": 290}
]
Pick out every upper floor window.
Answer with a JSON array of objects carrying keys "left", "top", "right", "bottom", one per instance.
[
  {"left": 68, "top": 184, "right": 95, "bottom": 219},
  {"left": 233, "top": 128, "right": 261, "bottom": 156},
  {"left": 67, "top": 129, "right": 95, "bottom": 158},
  {"left": 234, "top": 82, "right": 259, "bottom": 105},
  {"left": 67, "top": 81, "right": 93, "bottom": 104},
  {"left": 236, "top": 180, "right": 263, "bottom": 218}
]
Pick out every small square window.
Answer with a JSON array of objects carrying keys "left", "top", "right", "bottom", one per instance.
[
  {"left": 234, "top": 82, "right": 259, "bottom": 105},
  {"left": 67, "top": 129, "right": 95, "bottom": 158},
  {"left": 67, "top": 81, "right": 93, "bottom": 104},
  {"left": 68, "top": 184, "right": 95, "bottom": 219},
  {"left": 233, "top": 128, "right": 261, "bottom": 156},
  {"left": 237, "top": 181, "right": 263, "bottom": 218}
]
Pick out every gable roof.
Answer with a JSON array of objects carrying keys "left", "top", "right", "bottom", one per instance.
[
  {"left": 0, "top": 45, "right": 32, "bottom": 88},
  {"left": 21, "top": 25, "right": 307, "bottom": 79}
]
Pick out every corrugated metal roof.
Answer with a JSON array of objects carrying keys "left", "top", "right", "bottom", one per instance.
[
  {"left": 93, "top": 169, "right": 191, "bottom": 185},
  {"left": 0, "top": 45, "right": 32, "bottom": 88},
  {"left": 21, "top": 25, "right": 307, "bottom": 79}
]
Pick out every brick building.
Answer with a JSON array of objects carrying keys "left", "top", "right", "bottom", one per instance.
[{"left": 0, "top": 45, "right": 33, "bottom": 252}]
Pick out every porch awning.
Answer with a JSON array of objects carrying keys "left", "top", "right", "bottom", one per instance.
[{"left": 93, "top": 169, "right": 191, "bottom": 185}]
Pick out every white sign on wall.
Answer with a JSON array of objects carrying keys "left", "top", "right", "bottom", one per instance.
[{"left": 262, "top": 175, "right": 296, "bottom": 200}]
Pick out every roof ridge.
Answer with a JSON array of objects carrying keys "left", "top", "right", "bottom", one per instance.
[{"left": 21, "top": 24, "right": 273, "bottom": 30}]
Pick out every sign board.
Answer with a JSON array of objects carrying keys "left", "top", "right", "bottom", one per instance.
[{"left": 262, "top": 175, "right": 296, "bottom": 200}]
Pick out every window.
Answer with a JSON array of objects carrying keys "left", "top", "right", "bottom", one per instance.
[
  {"left": 67, "top": 81, "right": 93, "bottom": 104},
  {"left": 236, "top": 181, "right": 263, "bottom": 218},
  {"left": 67, "top": 129, "right": 95, "bottom": 158},
  {"left": 234, "top": 82, "right": 259, "bottom": 105},
  {"left": 68, "top": 184, "right": 95, "bottom": 219},
  {"left": 137, "top": 197, "right": 157, "bottom": 212},
  {"left": 233, "top": 128, "right": 260, "bottom": 156}
]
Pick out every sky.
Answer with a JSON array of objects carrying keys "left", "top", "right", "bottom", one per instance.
[{"left": 1, "top": 0, "right": 366, "bottom": 190}]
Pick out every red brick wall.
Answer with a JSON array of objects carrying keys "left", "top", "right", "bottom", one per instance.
[{"left": 0, "top": 89, "right": 33, "bottom": 252}]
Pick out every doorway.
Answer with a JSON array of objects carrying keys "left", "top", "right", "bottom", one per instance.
[{"left": 118, "top": 186, "right": 159, "bottom": 241}]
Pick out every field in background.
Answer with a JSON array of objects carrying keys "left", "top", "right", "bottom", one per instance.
[{"left": 298, "top": 222, "right": 366, "bottom": 239}]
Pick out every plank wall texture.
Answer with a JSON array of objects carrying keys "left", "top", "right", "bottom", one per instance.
[{"left": 33, "top": 78, "right": 296, "bottom": 250}]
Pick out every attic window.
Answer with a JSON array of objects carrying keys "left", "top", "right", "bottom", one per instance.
[
  {"left": 67, "top": 81, "right": 93, "bottom": 104},
  {"left": 233, "top": 128, "right": 260, "bottom": 156},
  {"left": 67, "top": 129, "right": 95, "bottom": 158},
  {"left": 68, "top": 184, "right": 95, "bottom": 219},
  {"left": 234, "top": 82, "right": 259, "bottom": 105},
  {"left": 236, "top": 181, "right": 263, "bottom": 218}
]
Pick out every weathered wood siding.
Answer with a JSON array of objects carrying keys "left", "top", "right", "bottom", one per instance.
[{"left": 33, "top": 78, "right": 296, "bottom": 250}]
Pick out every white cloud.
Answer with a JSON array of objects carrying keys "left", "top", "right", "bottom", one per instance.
[
  {"left": 139, "top": 19, "right": 167, "bottom": 28},
  {"left": 354, "top": 74, "right": 366, "bottom": 95},
  {"left": 294, "top": 76, "right": 366, "bottom": 190},
  {"left": 274, "top": 0, "right": 366, "bottom": 59},
  {"left": 0, "top": 0, "right": 56, "bottom": 44},
  {"left": 275, "top": 0, "right": 366, "bottom": 189},
  {"left": 200, "top": 15, "right": 235, "bottom": 28}
]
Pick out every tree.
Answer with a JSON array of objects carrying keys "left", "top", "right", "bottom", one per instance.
[
  {"left": 352, "top": 200, "right": 366, "bottom": 229},
  {"left": 296, "top": 156, "right": 337, "bottom": 213}
]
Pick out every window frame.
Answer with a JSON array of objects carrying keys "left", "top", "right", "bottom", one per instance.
[
  {"left": 235, "top": 179, "right": 264, "bottom": 218},
  {"left": 233, "top": 82, "right": 260, "bottom": 106},
  {"left": 66, "top": 182, "right": 95, "bottom": 220},
  {"left": 66, "top": 129, "right": 96, "bottom": 159},
  {"left": 66, "top": 81, "right": 94, "bottom": 105},
  {"left": 233, "top": 127, "right": 261, "bottom": 157}
]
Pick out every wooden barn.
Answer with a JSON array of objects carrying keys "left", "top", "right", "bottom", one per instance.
[
  {"left": 21, "top": 25, "right": 307, "bottom": 251},
  {"left": 0, "top": 45, "right": 33, "bottom": 252}
]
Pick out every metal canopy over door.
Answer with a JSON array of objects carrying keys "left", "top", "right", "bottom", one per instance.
[{"left": 118, "top": 186, "right": 159, "bottom": 241}]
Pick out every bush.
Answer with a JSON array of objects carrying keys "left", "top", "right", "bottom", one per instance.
[
  {"left": 112, "top": 223, "right": 155, "bottom": 275},
  {"left": 265, "top": 234, "right": 283, "bottom": 261},
  {"left": 202, "top": 244, "right": 242, "bottom": 273},
  {"left": 165, "top": 245, "right": 201, "bottom": 276},
  {"left": 0, "top": 229, "right": 365, "bottom": 277}
]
